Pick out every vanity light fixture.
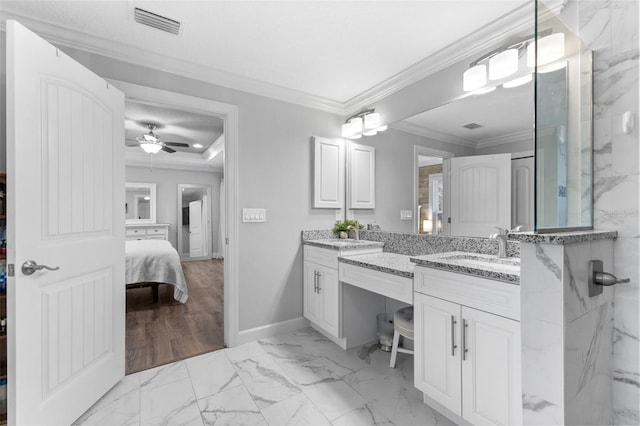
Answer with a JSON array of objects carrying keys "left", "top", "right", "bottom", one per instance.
[
  {"left": 342, "top": 109, "right": 387, "bottom": 139},
  {"left": 140, "top": 142, "right": 162, "bottom": 154},
  {"left": 538, "top": 61, "right": 567, "bottom": 74},
  {"left": 463, "top": 30, "right": 565, "bottom": 93},
  {"left": 527, "top": 32, "right": 565, "bottom": 67},
  {"left": 489, "top": 49, "right": 519, "bottom": 80}
]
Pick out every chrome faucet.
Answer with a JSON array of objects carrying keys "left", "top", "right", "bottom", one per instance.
[
  {"left": 347, "top": 225, "right": 360, "bottom": 240},
  {"left": 490, "top": 228, "right": 509, "bottom": 258},
  {"left": 490, "top": 226, "right": 521, "bottom": 258}
]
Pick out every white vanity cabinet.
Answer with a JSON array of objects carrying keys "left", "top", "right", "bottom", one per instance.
[
  {"left": 313, "top": 137, "right": 344, "bottom": 209},
  {"left": 414, "top": 266, "right": 522, "bottom": 426},
  {"left": 347, "top": 142, "right": 375, "bottom": 209},
  {"left": 303, "top": 244, "right": 382, "bottom": 344}
]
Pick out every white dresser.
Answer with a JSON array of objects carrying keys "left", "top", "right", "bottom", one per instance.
[{"left": 125, "top": 223, "right": 170, "bottom": 241}]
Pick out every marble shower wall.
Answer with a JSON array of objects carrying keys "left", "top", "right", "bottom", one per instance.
[
  {"left": 519, "top": 238, "right": 615, "bottom": 425},
  {"left": 566, "top": 0, "right": 640, "bottom": 424}
]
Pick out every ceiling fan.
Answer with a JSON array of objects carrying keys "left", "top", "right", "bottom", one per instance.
[{"left": 126, "top": 124, "right": 190, "bottom": 154}]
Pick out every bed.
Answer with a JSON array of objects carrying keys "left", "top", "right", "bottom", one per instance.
[{"left": 125, "top": 239, "right": 188, "bottom": 303}]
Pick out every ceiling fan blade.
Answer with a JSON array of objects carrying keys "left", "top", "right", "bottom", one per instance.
[
  {"left": 163, "top": 142, "right": 190, "bottom": 147},
  {"left": 161, "top": 146, "right": 176, "bottom": 153}
]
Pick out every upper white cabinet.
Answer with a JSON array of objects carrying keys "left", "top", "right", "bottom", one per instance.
[
  {"left": 347, "top": 142, "right": 375, "bottom": 209},
  {"left": 313, "top": 137, "right": 345, "bottom": 209}
]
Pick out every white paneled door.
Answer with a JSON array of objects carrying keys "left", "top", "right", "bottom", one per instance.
[
  {"left": 7, "top": 21, "right": 125, "bottom": 425},
  {"left": 189, "top": 200, "right": 203, "bottom": 257},
  {"left": 448, "top": 153, "right": 511, "bottom": 237}
]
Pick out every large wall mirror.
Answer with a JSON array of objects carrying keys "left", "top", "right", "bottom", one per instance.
[{"left": 125, "top": 182, "right": 157, "bottom": 224}]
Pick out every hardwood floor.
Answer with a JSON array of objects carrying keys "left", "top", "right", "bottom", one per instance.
[{"left": 125, "top": 259, "right": 224, "bottom": 375}]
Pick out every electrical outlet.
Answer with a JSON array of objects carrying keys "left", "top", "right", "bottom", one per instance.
[
  {"left": 242, "top": 208, "right": 266, "bottom": 223},
  {"left": 400, "top": 210, "right": 413, "bottom": 220}
]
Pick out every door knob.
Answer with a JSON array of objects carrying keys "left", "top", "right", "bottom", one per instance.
[{"left": 21, "top": 260, "right": 60, "bottom": 276}]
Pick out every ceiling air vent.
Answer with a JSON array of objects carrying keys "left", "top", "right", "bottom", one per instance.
[
  {"left": 134, "top": 7, "right": 181, "bottom": 35},
  {"left": 462, "top": 123, "right": 482, "bottom": 130}
]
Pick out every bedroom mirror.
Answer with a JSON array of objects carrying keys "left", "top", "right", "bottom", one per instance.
[{"left": 125, "top": 182, "right": 157, "bottom": 224}]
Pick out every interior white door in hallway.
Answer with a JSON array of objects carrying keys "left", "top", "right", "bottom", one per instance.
[
  {"left": 189, "top": 200, "right": 203, "bottom": 257},
  {"left": 448, "top": 153, "right": 511, "bottom": 238},
  {"left": 6, "top": 20, "right": 125, "bottom": 425}
]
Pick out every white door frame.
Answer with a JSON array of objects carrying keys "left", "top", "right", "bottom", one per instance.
[
  {"left": 177, "top": 183, "right": 213, "bottom": 261},
  {"left": 108, "top": 80, "right": 240, "bottom": 348},
  {"left": 413, "top": 145, "right": 454, "bottom": 234}
]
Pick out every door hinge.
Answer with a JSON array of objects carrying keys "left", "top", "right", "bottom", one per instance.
[
  {"left": 7, "top": 264, "right": 14, "bottom": 277},
  {"left": 225, "top": 238, "right": 229, "bottom": 245},
  {"left": 448, "top": 217, "right": 451, "bottom": 224}
]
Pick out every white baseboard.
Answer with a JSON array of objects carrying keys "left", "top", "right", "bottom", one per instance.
[{"left": 236, "top": 316, "right": 309, "bottom": 346}]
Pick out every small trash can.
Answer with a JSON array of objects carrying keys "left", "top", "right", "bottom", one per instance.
[{"left": 376, "top": 312, "right": 394, "bottom": 352}]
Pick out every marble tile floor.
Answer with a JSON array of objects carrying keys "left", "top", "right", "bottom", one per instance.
[{"left": 75, "top": 327, "right": 455, "bottom": 426}]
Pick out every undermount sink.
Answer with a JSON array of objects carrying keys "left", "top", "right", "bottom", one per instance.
[{"left": 439, "top": 253, "right": 520, "bottom": 267}]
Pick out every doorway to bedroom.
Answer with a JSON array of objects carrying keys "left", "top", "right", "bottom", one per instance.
[{"left": 122, "top": 87, "right": 228, "bottom": 375}]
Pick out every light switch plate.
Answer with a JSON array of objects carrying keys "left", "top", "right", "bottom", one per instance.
[
  {"left": 400, "top": 210, "right": 413, "bottom": 220},
  {"left": 242, "top": 208, "right": 266, "bottom": 223}
]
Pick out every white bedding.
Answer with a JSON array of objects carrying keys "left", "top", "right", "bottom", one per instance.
[{"left": 125, "top": 240, "right": 188, "bottom": 303}]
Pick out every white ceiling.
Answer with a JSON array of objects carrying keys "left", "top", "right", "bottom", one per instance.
[{"left": 1, "top": 0, "right": 529, "bottom": 105}]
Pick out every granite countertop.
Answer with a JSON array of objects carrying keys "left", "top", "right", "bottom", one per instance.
[
  {"left": 410, "top": 251, "right": 521, "bottom": 284},
  {"left": 304, "top": 239, "right": 384, "bottom": 250},
  {"left": 338, "top": 252, "right": 414, "bottom": 278},
  {"left": 508, "top": 230, "right": 618, "bottom": 245}
]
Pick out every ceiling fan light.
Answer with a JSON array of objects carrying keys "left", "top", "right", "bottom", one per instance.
[
  {"left": 503, "top": 73, "right": 533, "bottom": 88},
  {"left": 193, "top": 143, "right": 203, "bottom": 148},
  {"left": 489, "top": 48, "right": 518, "bottom": 80},
  {"left": 141, "top": 143, "right": 162, "bottom": 154},
  {"left": 463, "top": 64, "right": 487, "bottom": 92}
]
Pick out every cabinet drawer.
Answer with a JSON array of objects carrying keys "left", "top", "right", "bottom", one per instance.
[
  {"left": 340, "top": 263, "right": 412, "bottom": 304},
  {"left": 147, "top": 235, "right": 166, "bottom": 240},
  {"left": 146, "top": 227, "right": 166, "bottom": 235},
  {"left": 126, "top": 228, "right": 146, "bottom": 236},
  {"left": 414, "top": 266, "right": 520, "bottom": 321},
  {"left": 304, "top": 246, "right": 339, "bottom": 269}
]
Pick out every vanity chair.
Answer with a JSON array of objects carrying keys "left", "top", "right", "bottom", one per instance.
[{"left": 389, "top": 306, "right": 414, "bottom": 368}]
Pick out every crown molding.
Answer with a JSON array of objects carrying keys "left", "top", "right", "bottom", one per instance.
[
  {"left": 0, "top": 10, "right": 345, "bottom": 115},
  {"left": 343, "top": 3, "right": 534, "bottom": 116},
  {"left": 391, "top": 121, "right": 477, "bottom": 149},
  {"left": 1, "top": 3, "right": 535, "bottom": 119},
  {"left": 476, "top": 129, "right": 534, "bottom": 149}
]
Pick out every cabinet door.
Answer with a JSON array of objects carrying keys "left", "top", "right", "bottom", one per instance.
[
  {"left": 461, "top": 307, "right": 522, "bottom": 426},
  {"left": 313, "top": 137, "right": 345, "bottom": 209},
  {"left": 303, "top": 261, "right": 321, "bottom": 324},
  {"left": 347, "top": 142, "right": 375, "bottom": 209},
  {"left": 414, "top": 293, "right": 462, "bottom": 416},
  {"left": 316, "top": 264, "right": 340, "bottom": 337}
]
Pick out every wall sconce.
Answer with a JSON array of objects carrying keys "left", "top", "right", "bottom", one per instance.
[
  {"left": 342, "top": 109, "right": 387, "bottom": 139},
  {"left": 462, "top": 31, "right": 565, "bottom": 93}
]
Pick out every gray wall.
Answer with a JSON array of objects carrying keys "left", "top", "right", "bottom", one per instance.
[{"left": 125, "top": 166, "right": 222, "bottom": 255}]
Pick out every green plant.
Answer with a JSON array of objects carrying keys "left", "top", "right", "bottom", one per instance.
[{"left": 332, "top": 219, "right": 364, "bottom": 235}]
